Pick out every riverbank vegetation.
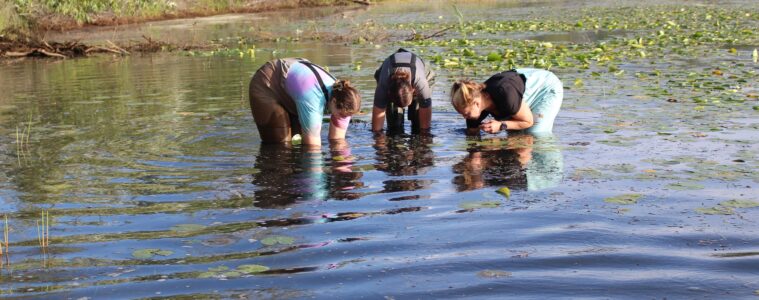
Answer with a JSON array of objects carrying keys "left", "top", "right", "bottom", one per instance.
[
  {"left": 0, "top": 0, "right": 372, "bottom": 58},
  {"left": 0, "top": 0, "right": 368, "bottom": 38}
]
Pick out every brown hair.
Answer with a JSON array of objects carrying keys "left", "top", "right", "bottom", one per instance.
[
  {"left": 451, "top": 80, "right": 485, "bottom": 111},
  {"left": 331, "top": 80, "right": 361, "bottom": 115},
  {"left": 387, "top": 68, "right": 414, "bottom": 107}
]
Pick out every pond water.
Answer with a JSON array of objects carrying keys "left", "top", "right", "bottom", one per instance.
[{"left": 2, "top": 0, "right": 759, "bottom": 299}]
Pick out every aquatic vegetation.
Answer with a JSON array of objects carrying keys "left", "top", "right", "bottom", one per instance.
[
  {"left": 170, "top": 224, "right": 207, "bottom": 233},
  {"left": 1, "top": 215, "right": 8, "bottom": 265},
  {"left": 197, "top": 264, "right": 269, "bottom": 279},
  {"left": 36, "top": 210, "right": 49, "bottom": 250},
  {"left": 695, "top": 206, "right": 734, "bottom": 215},
  {"left": 397, "top": 5, "right": 758, "bottom": 111},
  {"left": 132, "top": 248, "right": 173, "bottom": 259},
  {"left": 719, "top": 199, "right": 759, "bottom": 208},
  {"left": 478, "top": 269, "right": 511, "bottom": 278},
  {"left": 260, "top": 235, "right": 295, "bottom": 246},
  {"left": 604, "top": 194, "right": 642, "bottom": 205},
  {"left": 458, "top": 201, "right": 501, "bottom": 210},
  {"left": 496, "top": 187, "right": 511, "bottom": 198},
  {"left": 695, "top": 199, "right": 759, "bottom": 215},
  {"left": 666, "top": 182, "right": 705, "bottom": 190}
]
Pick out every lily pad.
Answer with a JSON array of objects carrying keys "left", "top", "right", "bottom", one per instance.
[
  {"left": 667, "top": 182, "right": 704, "bottom": 190},
  {"left": 496, "top": 187, "right": 511, "bottom": 198},
  {"left": 221, "top": 271, "right": 242, "bottom": 278},
  {"left": 261, "top": 235, "right": 295, "bottom": 246},
  {"left": 604, "top": 194, "right": 642, "bottom": 205},
  {"left": 171, "top": 224, "right": 206, "bottom": 232},
  {"left": 695, "top": 206, "right": 734, "bottom": 215},
  {"left": 237, "top": 264, "right": 270, "bottom": 274},
  {"left": 459, "top": 201, "right": 501, "bottom": 210},
  {"left": 209, "top": 266, "right": 229, "bottom": 272},
  {"left": 486, "top": 52, "right": 502, "bottom": 62},
  {"left": 477, "top": 269, "right": 512, "bottom": 278},
  {"left": 132, "top": 248, "right": 174, "bottom": 259},
  {"left": 719, "top": 199, "right": 759, "bottom": 208}
]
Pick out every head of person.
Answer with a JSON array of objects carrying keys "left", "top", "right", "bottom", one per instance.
[
  {"left": 451, "top": 80, "right": 486, "bottom": 120},
  {"left": 387, "top": 68, "right": 415, "bottom": 108},
  {"left": 329, "top": 79, "right": 362, "bottom": 118}
]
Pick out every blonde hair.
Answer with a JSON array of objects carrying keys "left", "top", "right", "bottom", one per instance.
[
  {"left": 331, "top": 80, "right": 361, "bottom": 115},
  {"left": 451, "top": 80, "right": 485, "bottom": 111}
]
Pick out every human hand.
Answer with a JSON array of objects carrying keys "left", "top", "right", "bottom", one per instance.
[{"left": 479, "top": 120, "right": 502, "bottom": 134}]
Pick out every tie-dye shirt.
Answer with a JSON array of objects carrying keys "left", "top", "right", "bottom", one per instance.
[{"left": 284, "top": 60, "right": 351, "bottom": 135}]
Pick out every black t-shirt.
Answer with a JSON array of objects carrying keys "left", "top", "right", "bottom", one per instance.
[{"left": 466, "top": 71, "right": 526, "bottom": 129}]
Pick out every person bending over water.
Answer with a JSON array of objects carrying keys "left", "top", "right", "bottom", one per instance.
[
  {"left": 372, "top": 49, "right": 435, "bottom": 134},
  {"left": 249, "top": 58, "right": 361, "bottom": 146},
  {"left": 451, "top": 68, "right": 562, "bottom": 135}
]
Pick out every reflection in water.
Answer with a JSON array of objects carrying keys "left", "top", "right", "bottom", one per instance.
[
  {"left": 373, "top": 133, "right": 435, "bottom": 193},
  {"left": 252, "top": 141, "right": 364, "bottom": 208},
  {"left": 328, "top": 140, "right": 364, "bottom": 200},
  {"left": 252, "top": 144, "right": 326, "bottom": 208},
  {"left": 452, "top": 134, "right": 563, "bottom": 192}
]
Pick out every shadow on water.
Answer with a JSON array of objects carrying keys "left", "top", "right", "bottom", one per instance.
[{"left": 453, "top": 134, "right": 563, "bottom": 192}]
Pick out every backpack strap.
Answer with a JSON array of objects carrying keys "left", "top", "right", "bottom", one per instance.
[{"left": 298, "top": 59, "right": 334, "bottom": 103}]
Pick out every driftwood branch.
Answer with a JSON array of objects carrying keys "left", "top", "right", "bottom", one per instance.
[
  {"left": 5, "top": 51, "right": 32, "bottom": 57},
  {"left": 107, "top": 40, "right": 130, "bottom": 55},
  {"left": 37, "top": 49, "right": 67, "bottom": 58},
  {"left": 350, "top": 0, "right": 371, "bottom": 5},
  {"left": 406, "top": 25, "right": 455, "bottom": 41}
]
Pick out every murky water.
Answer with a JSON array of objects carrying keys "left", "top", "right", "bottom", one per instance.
[{"left": 2, "top": 0, "right": 759, "bottom": 299}]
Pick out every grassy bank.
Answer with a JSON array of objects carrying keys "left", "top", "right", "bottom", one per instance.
[{"left": 0, "top": 0, "right": 365, "bottom": 39}]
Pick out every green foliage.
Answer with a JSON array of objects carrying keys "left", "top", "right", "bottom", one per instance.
[
  {"left": 9, "top": 0, "right": 173, "bottom": 26},
  {"left": 0, "top": 1, "right": 26, "bottom": 35}
]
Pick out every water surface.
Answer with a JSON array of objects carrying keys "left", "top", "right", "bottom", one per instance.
[{"left": 2, "top": 0, "right": 759, "bottom": 299}]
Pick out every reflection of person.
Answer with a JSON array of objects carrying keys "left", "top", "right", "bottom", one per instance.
[
  {"left": 372, "top": 133, "right": 435, "bottom": 193},
  {"left": 327, "top": 140, "right": 364, "bottom": 200},
  {"left": 252, "top": 142, "right": 365, "bottom": 208},
  {"left": 451, "top": 68, "right": 562, "bottom": 135},
  {"left": 452, "top": 134, "right": 563, "bottom": 192},
  {"left": 373, "top": 133, "right": 434, "bottom": 176},
  {"left": 372, "top": 49, "right": 435, "bottom": 134},
  {"left": 252, "top": 144, "right": 326, "bottom": 208},
  {"left": 249, "top": 58, "right": 361, "bottom": 146}
]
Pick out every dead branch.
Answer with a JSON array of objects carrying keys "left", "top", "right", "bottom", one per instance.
[
  {"left": 38, "top": 49, "right": 67, "bottom": 58},
  {"left": 406, "top": 25, "right": 455, "bottom": 41},
  {"left": 5, "top": 51, "right": 32, "bottom": 57},
  {"left": 107, "top": 40, "right": 130, "bottom": 55}
]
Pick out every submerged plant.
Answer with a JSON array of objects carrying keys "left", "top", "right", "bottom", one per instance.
[
  {"left": 36, "top": 210, "right": 49, "bottom": 250},
  {"left": 1, "top": 215, "right": 8, "bottom": 266}
]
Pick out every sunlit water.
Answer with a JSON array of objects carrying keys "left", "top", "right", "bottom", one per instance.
[{"left": 2, "top": 0, "right": 759, "bottom": 299}]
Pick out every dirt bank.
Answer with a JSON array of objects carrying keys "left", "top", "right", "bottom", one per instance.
[{"left": 0, "top": 0, "right": 372, "bottom": 59}]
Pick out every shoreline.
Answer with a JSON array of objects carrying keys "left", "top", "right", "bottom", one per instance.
[{"left": 0, "top": 0, "right": 373, "bottom": 59}]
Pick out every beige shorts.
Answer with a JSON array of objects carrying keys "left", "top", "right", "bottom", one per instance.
[{"left": 248, "top": 61, "right": 301, "bottom": 143}]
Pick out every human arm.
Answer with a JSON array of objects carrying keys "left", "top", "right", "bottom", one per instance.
[
  {"left": 328, "top": 113, "right": 351, "bottom": 141},
  {"left": 479, "top": 102, "right": 534, "bottom": 133},
  {"left": 418, "top": 106, "right": 431, "bottom": 130},
  {"left": 414, "top": 59, "right": 433, "bottom": 130},
  {"left": 371, "top": 106, "right": 386, "bottom": 132}
]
